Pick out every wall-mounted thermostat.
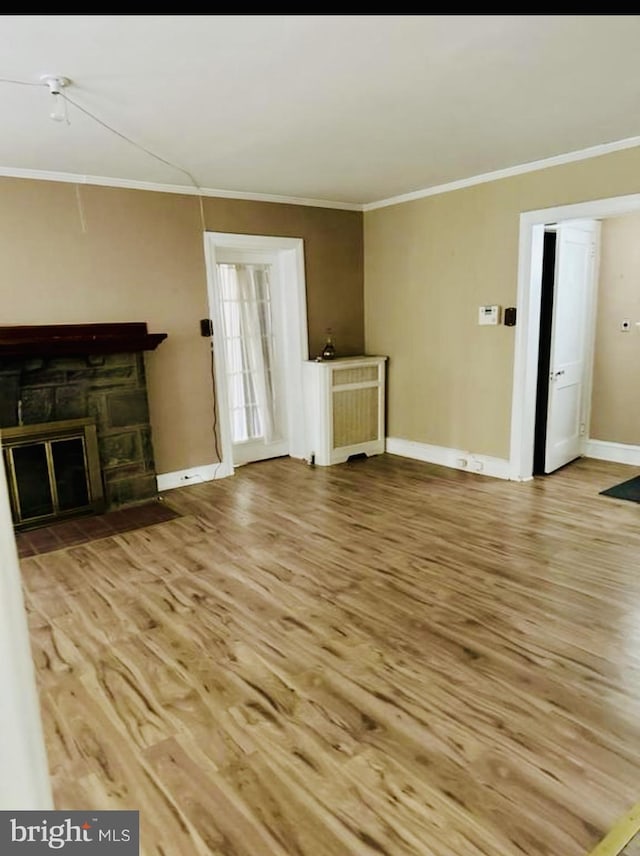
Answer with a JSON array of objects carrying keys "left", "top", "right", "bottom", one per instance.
[{"left": 478, "top": 305, "right": 501, "bottom": 326}]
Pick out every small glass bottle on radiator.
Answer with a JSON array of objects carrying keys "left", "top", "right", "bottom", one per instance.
[{"left": 321, "top": 329, "right": 336, "bottom": 360}]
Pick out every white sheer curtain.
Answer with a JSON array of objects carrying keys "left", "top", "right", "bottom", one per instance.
[{"left": 219, "top": 263, "right": 277, "bottom": 444}]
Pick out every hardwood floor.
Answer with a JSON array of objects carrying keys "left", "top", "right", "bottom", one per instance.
[{"left": 19, "top": 453, "right": 640, "bottom": 856}]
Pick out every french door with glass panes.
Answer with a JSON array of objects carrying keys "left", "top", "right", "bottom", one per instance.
[{"left": 215, "top": 251, "right": 288, "bottom": 466}]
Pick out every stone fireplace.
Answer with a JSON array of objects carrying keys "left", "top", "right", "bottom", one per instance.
[{"left": 0, "top": 323, "right": 167, "bottom": 529}]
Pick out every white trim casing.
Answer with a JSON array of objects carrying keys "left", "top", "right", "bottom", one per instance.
[
  {"left": 203, "top": 241, "right": 236, "bottom": 477},
  {"left": 156, "top": 462, "right": 233, "bottom": 492},
  {"left": 509, "top": 222, "right": 545, "bottom": 481},
  {"left": 364, "top": 136, "right": 640, "bottom": 211},
  {"left": 0, "top": 166, "right": 361, "bottom": 211},
  {"left": 386, "top": 437, "right": 511, "bottom": 480},
  {"left": 0, "top": 134, "right": 638, "bottom": 211},
  {"left": 583, "top": 439, "right": 640, "bottom": 467},
  {"left": 581, "top": 222, "right": 603, "bottom": 451}
]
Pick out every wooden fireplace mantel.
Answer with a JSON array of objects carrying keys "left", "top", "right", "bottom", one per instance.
[{"left": 0, "top": 323, "right": 168, "bottom": 357}]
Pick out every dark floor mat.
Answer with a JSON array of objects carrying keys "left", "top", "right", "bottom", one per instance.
[{"left": 599, "top": 475, "right": 640, "bottom": 504}]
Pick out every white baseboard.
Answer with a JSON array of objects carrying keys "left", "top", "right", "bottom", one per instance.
[
  {"left": 386, "top": 437, "right": 511, "bottom": 480},
  {"left": 583, "top": 439, "right": 640, "bottom": 466},
  {"left": 156, "top": 462, "right": 233, "bottom": 492}
]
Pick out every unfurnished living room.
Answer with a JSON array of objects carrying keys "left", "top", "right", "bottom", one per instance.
[{"left": 2, "top": 14, "right": 640, "bottom": 856}]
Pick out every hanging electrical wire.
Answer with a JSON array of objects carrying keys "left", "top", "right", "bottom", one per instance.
[{"left": 62, "top": 92, "right": 201, "bottom": 190}]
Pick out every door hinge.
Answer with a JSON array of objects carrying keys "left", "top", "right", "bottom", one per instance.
[{"left": 579, "top": 422, "right": 586, "bottom": 436}]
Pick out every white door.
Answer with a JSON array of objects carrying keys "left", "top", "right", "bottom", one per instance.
[
  {"left": 544, "top": 220, "right": 599, "bottom": 473},
  {"left": 215, "top": 249, "right": 289, "bottom": 467}
]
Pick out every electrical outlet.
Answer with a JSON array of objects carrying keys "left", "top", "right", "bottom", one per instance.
[{"left": 456, "top": 457, "right": 468, "bottom": 468}]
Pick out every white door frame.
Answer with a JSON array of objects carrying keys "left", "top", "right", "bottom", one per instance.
[
  {"left": 203, "top": 232, "right": 309, "bottom": 477},
  {"left": 509, "top": 192, "right": 640, "bottom": 481}
]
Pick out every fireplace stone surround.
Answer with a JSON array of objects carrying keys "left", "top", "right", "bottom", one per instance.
[{"left": 0, "top": 323, "right": 168, "bottom": 524}]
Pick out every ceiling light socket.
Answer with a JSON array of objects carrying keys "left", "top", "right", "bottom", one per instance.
[{"left": 39, "top": 74, "right": 70, "bottom": 94}]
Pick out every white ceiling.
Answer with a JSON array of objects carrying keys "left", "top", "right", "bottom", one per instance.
[{"left": 1, "top": 14, "right": 640, "bottom": 208}]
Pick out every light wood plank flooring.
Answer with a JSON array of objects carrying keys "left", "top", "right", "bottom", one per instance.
[{"left": 19, "top": 454, "right": 640, "bottom": 856}]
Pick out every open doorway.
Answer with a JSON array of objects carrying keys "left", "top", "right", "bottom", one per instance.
[
  {"left": 510, "top": 193, "right": 640, "bottom": 481},
  {"left": 203, "top": 233, "right": 309, "bottom": 477}
]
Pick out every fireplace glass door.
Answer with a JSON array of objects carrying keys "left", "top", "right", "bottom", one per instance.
[{"left": 2, "top": 418, "right": 104, "bottom": 529}]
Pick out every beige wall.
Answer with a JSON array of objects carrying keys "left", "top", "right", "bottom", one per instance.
[
  {"left": 364, "top": 147, "right": 640, "bottom": 459},
  {"left": 590, "top": 212, "right": 640, "bottom": 445},
  {"left": 0, "top": 178, "right": 363, "bottom": 473}
]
